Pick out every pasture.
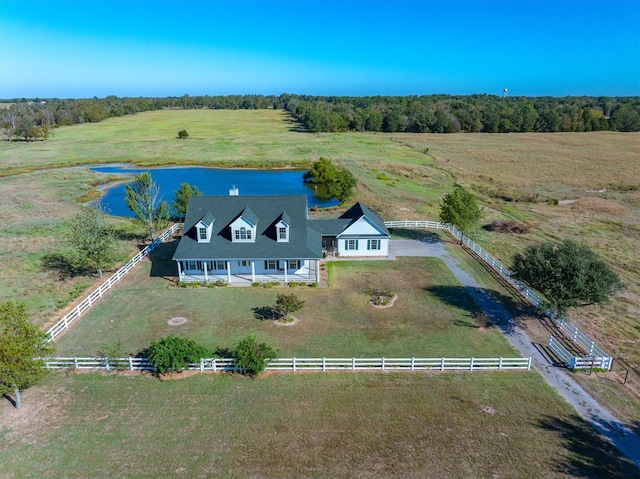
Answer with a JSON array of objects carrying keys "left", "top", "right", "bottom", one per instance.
[
  {"left": 1, "top": 371, "right": 637, "bottom": 479},
  {"left": 1, "top": 109, "right": 639, "bottom": 475}
]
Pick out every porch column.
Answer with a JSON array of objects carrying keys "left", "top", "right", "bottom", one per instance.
[
  {"left": 284, "top": 261, "right": 288, "bottom": 283},
  {"left": 315, "top": 260, "right": 320, "bottom": 283},
  {"left": 176, "top": 261, "right": 183, "bottom": 281},
  {"left": 251, "top": 261, "right": 255, "bottom": 282},
  {"left": 203, "top": 261, "right": 208, "bottom": 282},
  {"left": 226, "top": 261, "right": 231, "bottom": 283}
]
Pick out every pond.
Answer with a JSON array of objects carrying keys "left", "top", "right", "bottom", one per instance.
[{"left": 91, "top": 165, "right": 339, "bottom": 217}]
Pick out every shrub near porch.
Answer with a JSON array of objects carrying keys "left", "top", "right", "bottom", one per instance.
[{"left": 55, "top": 257, "right": 517, "bottom": 359}]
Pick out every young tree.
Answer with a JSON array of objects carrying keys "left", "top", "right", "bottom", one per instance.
[
  {"left": 233, "top": 335, "right": 277, "bottom": 377},
  {"left": 273, "top": 293, "right": 305, "bottom": 321},
  {"left": 66, "top": 205, "right": 116, "bottom": 278},
  {"left": 439, "top": 186, "right": 482, "bottom": 243},
  {"left": 0, "top": 301, "right": 55, "bottom": 409},
  {"left": 177, "top": 129, "right": 189, "bottom": 139},
  {"left": 511, "top": 240, "right": 624, "bottom": 316},
  {"left": 124, "top": 172, "right": 170, "bottom": 241},
  {"left": 172, "top": 183, "right": 202, "bottom": 220}
]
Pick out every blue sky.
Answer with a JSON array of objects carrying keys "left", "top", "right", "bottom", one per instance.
[{"left": 1, "top": 0, "right": 638, "bottom": 98}]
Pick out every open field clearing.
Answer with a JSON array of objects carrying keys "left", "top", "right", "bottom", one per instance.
[
  {"left": 1, "top": 372, "right": 637, "bottom": 479},
  {"left": 54, "top": 251, "right": 516, "bottom": 359},
  {"left": 1, "top": 109, "right": 639, "bottom": 464}
]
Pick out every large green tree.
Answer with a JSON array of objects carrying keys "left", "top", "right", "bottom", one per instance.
[
  {"left": 0, "top": 301, "right": 55, "bottom": 409},
  {"left": 66, "top": 205, "right": 116, "bottom": 278},
  {"left": 124, "top": 172, "right": 170, "bottom": 241},
  {"left": 439, "top": 186, "right": 482, "bottom": 242},
  {"left": 511, "top": 240, "right": 624, "bottom": 315},
  {"left": 304, "top": 157, "right": 356, "bottom": 203},
  {"left": 172, "top": 183, "right": 202, "bottom": 220}
]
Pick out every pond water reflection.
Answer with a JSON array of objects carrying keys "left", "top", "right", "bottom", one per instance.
[{"left": 91, "top": 165, "right": 338, "bottom": 217}]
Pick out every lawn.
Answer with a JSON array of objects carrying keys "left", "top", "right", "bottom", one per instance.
[
  {"left": 54, "top": 244, "right": 516, "bottom": 359},
  {"left": 1, "top": 372, "right": 637, "bottom": 479}
]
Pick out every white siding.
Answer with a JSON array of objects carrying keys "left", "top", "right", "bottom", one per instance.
[{"left": 337, "top": 238, "right": 389, "bottom": 257}]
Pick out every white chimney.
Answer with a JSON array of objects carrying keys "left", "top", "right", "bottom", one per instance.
[{"left": 229, "top": 185, "right": 239, "bottom": 196}]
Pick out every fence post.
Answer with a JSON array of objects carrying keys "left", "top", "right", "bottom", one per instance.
[
  {"left": 292, "top": 357, "right": 296, "bottom": 372},
  {"left": 441, "top": 357, "right": 445, "bottom": 371},
  {"left": 411, "top": 357, "right": 415, "bottom": 371},
  {"left": 470, "top": 357, "right": 474, "bottom": 371},
  {"left": 105, "top": 358, "right": 110, "bottom": 372},
  {"left": 200, "top": 358, "right": 204, "bottom": 372},
  {"left": 352, "top": 357, "right": 356, "bottom": 370},
  {"left": 212, "top": 358, "right": 217, "bottom": 372},
  {"left": 322, "top": 357, "right": 326, "bottom": 372},
  {"left": 129, "top": 357, "right": 133, "bottom": 371},
  {"left": 381, "top": 357, "right": 385, "bottom": 371},
  {"left": 499, "top": 357, "right": 503, "bottom": 371},
  {"left": 74, "top": 357, "right": 78, "bottom": 368}
]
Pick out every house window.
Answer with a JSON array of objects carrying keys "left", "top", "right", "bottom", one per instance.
[
  {"left": 198, "top": 227, "right": 207, "bottom": 240},
  {"left": 346, "top": 239, "right": 358, "bottom": 250},
  {"left": 288, "top": 260, "right": 301, "bottom": 270},
  {"left": 238, "top": 260, "right": 250, "bottom": 267},
  {"left": 265, "top": 260, "right": 277, "bottom": 270},
  {"left": 367, "top": 239, "right": 381, "bottom": 250},
  {"left": 187, "top": 260, "right": 198, "bottom": 271},
  {"left": 213, "top": 261, "right": 226, "bottom": 270},
  {"left": 235, "top": 227, "right": 252, "bottom": 240},
  {"left": 279, "top": 227, "right": 287, "bottom": 240}
]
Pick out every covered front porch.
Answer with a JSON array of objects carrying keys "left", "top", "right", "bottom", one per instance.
[{"left": 176, "top": 259, "right": 320, "bottom": 285}]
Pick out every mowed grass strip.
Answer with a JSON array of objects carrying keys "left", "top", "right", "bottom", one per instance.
[
  {"left": 1, "top": 372, "right": 637, "bottom": 479},
  {"left": 54, "top": 252, "right": 515, "bottom": 359}
]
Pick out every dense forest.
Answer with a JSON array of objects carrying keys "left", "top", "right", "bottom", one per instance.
[{"left": 1, "top": 93, "right": 639, "bottom": 140}]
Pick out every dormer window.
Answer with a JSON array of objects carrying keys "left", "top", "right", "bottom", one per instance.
[
  {"left": 235, "top": 227, "right": 252, "bottom": 240},
  {"left": 195, "top": 212, "right": 214, "bottom": 243},
  {"left": 230, "top": 208, "right": 257, "bottom": 243},
  {"left": 276, "top": 212, "right": 290, "bottom": 243}
]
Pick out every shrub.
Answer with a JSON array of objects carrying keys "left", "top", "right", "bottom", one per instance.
[
  {"left": 146, "top": 335, "right": 209, "bottom": 375},
  {"left": 232, "top": 335, "right": 278, "bottom": 377},
  {"left": 177, "top": 129, "right": 189, "bottom": 139}
]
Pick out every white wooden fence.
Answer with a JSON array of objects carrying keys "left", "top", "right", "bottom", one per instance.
[
  {"left": 46, "top": 223, "right": 182, "bottom": 341},
  {"left": 43, "top": 356, "right": 532, "bottom": 372},
  {"left": 385, "top": 219, "right": 612, "bottom": 370},
  {"left": 548, "top": 336, "right": 611, "bottom": 370}
]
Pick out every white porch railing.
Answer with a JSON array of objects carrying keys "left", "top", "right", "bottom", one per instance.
[
  {"left": 46, "top": 223, "right": 182, "bottom": 341},
  {"left": 43, "top": 356, "right": 532, "bottom": 372}
]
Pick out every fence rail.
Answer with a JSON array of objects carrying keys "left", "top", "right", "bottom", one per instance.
[
  {"left": 385, "top": 219, "right": 612, "bottom": 370},
  {"left": 46, "top": 223, "right": 182, "bottom": 342},
  {"left": 548, "top": 336, "right": 611, "bottom": 370},
  {"left": 43, "top": 356, "right": 532, "bottom": 372}
]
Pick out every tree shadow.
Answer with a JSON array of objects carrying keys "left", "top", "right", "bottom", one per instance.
[
  {"left": 40, "top": 253, "right": 93, "bottom": 280},
  {"left": 111, "top": 227, "right": 146, "bottom": 242},
  {"left": 425, "top": 284, "right": 524, "bottom": 333},
  {"left": 149, "top": 240, "right": 179, "bottom": 279},
  {"left": 536, "top": 414, "right": 640, "bottom": 478},
  {"left": 252, "top": 306, "right": 279, "bottom": 321}
]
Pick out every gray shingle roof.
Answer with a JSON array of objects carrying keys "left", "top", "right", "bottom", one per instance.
[{"left": 173, "top": 195, "right": 322, "bottom": 261}]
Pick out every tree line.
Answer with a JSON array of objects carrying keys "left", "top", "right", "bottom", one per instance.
[{"left": 2, "top": 93, "right": 639, "bottom": 140}]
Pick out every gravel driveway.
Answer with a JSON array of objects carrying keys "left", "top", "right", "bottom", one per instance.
[{"left": 389, "top": 238, "right": 640, "bottom": 468}]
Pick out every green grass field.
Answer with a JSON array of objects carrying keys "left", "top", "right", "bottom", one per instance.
[
  {"left": 54, "top": 247, "right": 515, "bottom": 359},
  {"left": 1, "top": 109, "right": 639, "bottom": 476},
  {"left": 1, "top": 372, "right": 637, "bottom": 479}
]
